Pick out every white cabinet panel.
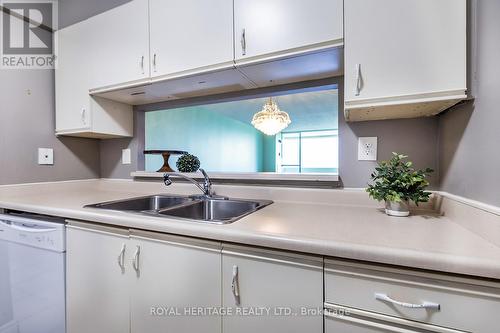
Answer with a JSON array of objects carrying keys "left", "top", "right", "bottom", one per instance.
[
  {"left": 94, "top": 67, "right": 256, "bottom": 105},
  {"left": 149, "top": 0, "right": 234, "bottom": 79},
  {"left": 344, "top": 0, "right": 467, "bottom": 119},
  {"left": 222, "top": 246, "right": 323, "bottom": 333},
  {"left": 237, "top": 48, "right": 343, "bottom": 88},
  {"left": 234, "top": 0, "right": 343, "bottom": 62},
  {"left": 130, "top": 232, "right": 222, "bottom": 333},
  {"left": 55, "top": 22, "right": 92, "bottom": 133},
  {"left": 66, "top": 225, "right": 130, "bottom": 333},
  {"left": 87, "top": 0, "right": 150, "bottom": 91}
]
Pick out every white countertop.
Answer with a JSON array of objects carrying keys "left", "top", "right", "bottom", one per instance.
[{"left": 0, "top": 179, "right": 499, "bottom": 280}]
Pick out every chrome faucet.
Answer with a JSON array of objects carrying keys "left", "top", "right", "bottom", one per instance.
[{"left": 163, "top": 168, "right": 214, "bottom": 198}]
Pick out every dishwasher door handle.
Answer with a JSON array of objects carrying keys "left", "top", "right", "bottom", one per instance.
[{"left": 6, "top": 222, "right": 57, "bottom": 233}]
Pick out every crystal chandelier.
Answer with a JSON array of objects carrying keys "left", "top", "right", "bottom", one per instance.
[{"left": 251, "top": 98, "right": 291, "bottom": 135}]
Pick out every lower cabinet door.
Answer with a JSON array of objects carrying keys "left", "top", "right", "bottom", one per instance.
[
  {"left": 66, "top": 224, "right": 130, "bottom": 333},
  {"left": 222, "top": 245, "right": 323, "bottom": 333},
  {"left": 129, "top": 231, "right": 222, "bottom": 333}
]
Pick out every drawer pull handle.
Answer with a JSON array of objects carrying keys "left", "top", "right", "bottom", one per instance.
[{"left": 375, "top": 293, "right": 440, "bottom": 310}]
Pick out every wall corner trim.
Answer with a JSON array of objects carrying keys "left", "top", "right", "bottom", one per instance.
[{"left": 436, "top": 191, "right": 500, "bottom": 217}]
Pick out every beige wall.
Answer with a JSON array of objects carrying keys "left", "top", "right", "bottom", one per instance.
[
  {"left": 439, "top": 0, "right": 500, "bottom": 207},
  {"left": 0, "top": 70, "right": 100, "bottom": 185},
  {"left": 0, "top": 0, "right": 132, "bottom": 185},
  {"left": 100, "top": 112, "right": 145, "bottom": 179}
]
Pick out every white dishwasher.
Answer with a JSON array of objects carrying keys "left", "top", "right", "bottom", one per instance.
[{"left": 0, "top": 213, "right": 66, "bottom": 333}]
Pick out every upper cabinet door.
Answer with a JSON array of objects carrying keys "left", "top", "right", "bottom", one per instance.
[
  {"left": 149, "top": 0, "right": 234, "bottom": 80},
  {"left": 234, "top": 0, "right": 343, "bottom": 62},
  {"left": 55, "top": 22, "right": 92, "bottom": 133},
  {"left": 87, "top": 0, "right": 150, "bottom": 91},
  {"left": 344, "top": 0, "right": 467, "bottom": 104}
]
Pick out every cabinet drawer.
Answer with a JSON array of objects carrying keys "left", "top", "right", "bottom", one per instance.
[
  {"left": 325, "top": 259, "right": 500, "bottom": 333},
  {"left": 325, "top": 304, "right": 466, "bottom": 333}
]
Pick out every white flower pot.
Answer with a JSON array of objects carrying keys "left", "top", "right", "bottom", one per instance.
[{"left": 385, "top": 200, "right": 410, "bottom": 217}]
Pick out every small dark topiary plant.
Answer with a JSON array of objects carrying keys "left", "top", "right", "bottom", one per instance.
[
  {"left": 367, "top": 153, "right": 433, "bottom": 216},
  {"left": 176, "top": 153, "right": 200, "bottom": 173}
]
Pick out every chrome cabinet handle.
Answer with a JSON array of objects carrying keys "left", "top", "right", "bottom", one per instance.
[
  {"left": 140, "top": 55, "right": 145, "bottom": 74},
  {"left": 241, "top": 29, "right": 246, "bottom": 56},
  {"left": 375, "top": 293, "right": 440, "bottom": 310},
  {"left": 81, "top": 107, "right": 86, "bottom": 125},
  {"left": 231, "top": 265, "right": 240, "bottom": 306},
  {"left": 355, "top": 64, "right": 362, "bottom": 96},
  {"left": 132, "top": 245, "right": 141, "bottom": 272},
  {"left": 153, "top": 53, "right": 157, "bottom": 72},
  {"left": 117, "top": 243, "right": 126, "bottom": 270}
]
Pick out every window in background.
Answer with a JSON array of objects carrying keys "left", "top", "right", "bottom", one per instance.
[
  {"left": 277, "top": 130, "right": 338, "bottom": 174},
  {"left": 144, "top": 87, "right": 339, "bottom": 175}
]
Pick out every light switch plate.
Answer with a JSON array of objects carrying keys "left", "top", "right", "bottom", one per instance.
[
  {"left": 38, "top": 148, "right": 54, "bottom": 165},
  {"left": 122, "top": 149, "right": 131, "bottom": 165},
  {"left": 358, "top": 137, "right": 378, "bottom": 161}
]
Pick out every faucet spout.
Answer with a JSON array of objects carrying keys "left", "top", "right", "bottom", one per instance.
[
  {"left": 163, "top": 169, "right": 214, "bottom": 197},
  {"left": 199, "top": 168, "right": 213, "bottom": 196}
]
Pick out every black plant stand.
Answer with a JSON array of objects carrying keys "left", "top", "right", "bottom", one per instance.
[{"left": 144, "top": 150, "right": 188, "bottom": 172}]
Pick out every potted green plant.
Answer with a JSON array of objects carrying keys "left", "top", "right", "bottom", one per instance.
[
  {"left": 176, "top": 153, "right": 200, "bottom": 173},
  {"left": 367, "top": 153, "right": 433, "bottom": 217}
]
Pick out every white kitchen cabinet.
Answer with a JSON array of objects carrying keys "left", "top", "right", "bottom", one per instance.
[
  {"left": 149, "top": 0, "right": 234, "bottom": 80},
  {"left": 87, "top": 0, "right": 150, "bottom": 91},
  {"left": 66, "top": 223, "right": 130, "bottom": 333},
  {"left": 222, "top": 245, "right": 323, "bottom": 333},
  {"left": 57, "top": 0, "right": 343, "bottom": 107},
  {"left": 129, "top": 230, "right": 222, "bottom": 333},
  {"left": 233, "top": 0, "right": 343, "bottom": 63},
  {"left": 344, "top": 0, "right": 467, "bottom": 121},
  {"left": 55, "top": 19, "right": 133, "bottom": 138},
  {"left": 66, "top": 224, "right": 223, "bottom": 333}
]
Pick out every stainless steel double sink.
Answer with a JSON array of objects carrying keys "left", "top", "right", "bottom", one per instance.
[{"left": 85, "top": 195, "right": 273, "bottom": 224}]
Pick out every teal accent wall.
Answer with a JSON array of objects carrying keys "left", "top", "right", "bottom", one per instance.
[
  {"left": 262, "top": 135, "right": 276, "bottom": 172},
  {"left": 145, "top": 107, "right": 274, "bottom": 172}
]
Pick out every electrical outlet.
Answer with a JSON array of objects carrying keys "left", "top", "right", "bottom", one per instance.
[
  {"left": 358, "top": 137, "right": 378, "bottom": 161},
  {"left": 38, "top": 148, "right": 54, "bottom": 165},
  {"left": 122, "top": 149, "right": 131, "bottom": 165}
]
